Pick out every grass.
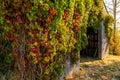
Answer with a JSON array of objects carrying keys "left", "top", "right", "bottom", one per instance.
[{"left": 66, "top": 55, "right": 120, "bottom": 80}]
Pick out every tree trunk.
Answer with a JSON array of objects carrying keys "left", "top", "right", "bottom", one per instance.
[{"left": 113, "top": 0, "right": 117, "bottom": 54}]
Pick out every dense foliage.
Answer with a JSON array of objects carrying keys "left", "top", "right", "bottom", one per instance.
[
  {"left": 0, "top": 0, "right": 111, "bottom": 80},
  {"left": 109, "top": 29, "right": 120, "bottom": 55},
  {"left": 104, "top": 14, "right": 114, "bottom": 40},
  {"left": 104, "top": 14, "right": 116, "bottom": 56}
]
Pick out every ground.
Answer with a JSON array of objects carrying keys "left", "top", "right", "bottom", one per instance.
[{"left": 66, "top": 55, "right": 120, "bottom": 80}]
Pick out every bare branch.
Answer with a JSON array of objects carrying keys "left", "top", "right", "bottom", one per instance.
[
  {"left": 104, "top": 1, "right": 109, "bottom": 13},
  {"left": 112, "top": 0, "right": 115, "bottom": 4},
  {"left": 116, "top": 0, "right": 120, "bottom": 5},
  {"left": 116, "top": 4, "right": 120, "bottom": 8},
  {"left": 107, "top": 6, "right": 114, "bottom": 11}
]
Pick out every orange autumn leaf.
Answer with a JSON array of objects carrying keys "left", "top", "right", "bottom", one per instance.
[{"left": 46, "top": 8, "right": 57, "bottom": 23}]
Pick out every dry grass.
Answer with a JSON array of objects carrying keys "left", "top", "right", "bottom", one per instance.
[{"left": 66, "top": 55, "right": 120, "bottom": 80}]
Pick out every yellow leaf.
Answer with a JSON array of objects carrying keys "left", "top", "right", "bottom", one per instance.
[
  {"left": 29, "top": 52, "right": 36, "bottom": 57},
  {"left": 44, "top": 57, "right": 50, "bottom": 62},
  {"left": 33, "top": 42, "right": 38, "bottom": 46}
]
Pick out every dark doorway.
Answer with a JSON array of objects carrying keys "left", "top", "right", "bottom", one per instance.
[{"left": 80, "top": 27, "right": 98, "bottom": 57}]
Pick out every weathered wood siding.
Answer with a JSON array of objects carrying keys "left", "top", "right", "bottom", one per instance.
[
  {"left": 98, "top": 21, "right": 109, "bottom": 59},
  {"left": 60, "top": 55, "right": 80, "bottom": 80}
]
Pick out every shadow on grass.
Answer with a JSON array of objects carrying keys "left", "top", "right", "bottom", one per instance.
[
  {"left": 67, "top": 55, "right": 120, "bottom": 80},
  {"left": 80, "top": 55, "right": 100, "bottom": 63},
  {"left": 80, "top": 57, "right": 120, "bottom": 80}
]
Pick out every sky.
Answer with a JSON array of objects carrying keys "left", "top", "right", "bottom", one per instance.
[{"left": 104, "top": 0, "right": 120, "bottom": 22}]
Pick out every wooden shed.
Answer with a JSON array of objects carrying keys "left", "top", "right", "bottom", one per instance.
[{"left": 81, "top": 21, "right": 109, "bottom": 59}]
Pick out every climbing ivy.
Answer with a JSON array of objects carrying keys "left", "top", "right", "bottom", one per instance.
[
  {"left": 104, "top": 14, "right": 114, "bottom": 40},
  {"left": 87, "top": 0, "right": 104, "bottom": 31},
  {"left": 0, "top": 0, "right": 112, "bottom": 80}
]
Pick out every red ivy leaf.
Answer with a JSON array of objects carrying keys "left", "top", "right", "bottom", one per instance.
[
  {"left": 25, "top": 19, "right": 30, "bottom": 25},
  {"left": 32, "top": 47, "right": 39, "bottom": 54},
  {"left": 49, "top": 9, "right": 57, "bottom": 19},
  {"left": 17, "top": 16, "right": 23, "bottom": 24}
]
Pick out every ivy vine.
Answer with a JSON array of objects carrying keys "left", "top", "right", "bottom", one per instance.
[{"left": 0, "top": 0, "right": 112, "bottom": 80}]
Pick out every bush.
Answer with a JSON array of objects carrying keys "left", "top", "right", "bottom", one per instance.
[{"left": 109, "top": 29, "right": 120, "bottom": 55}]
